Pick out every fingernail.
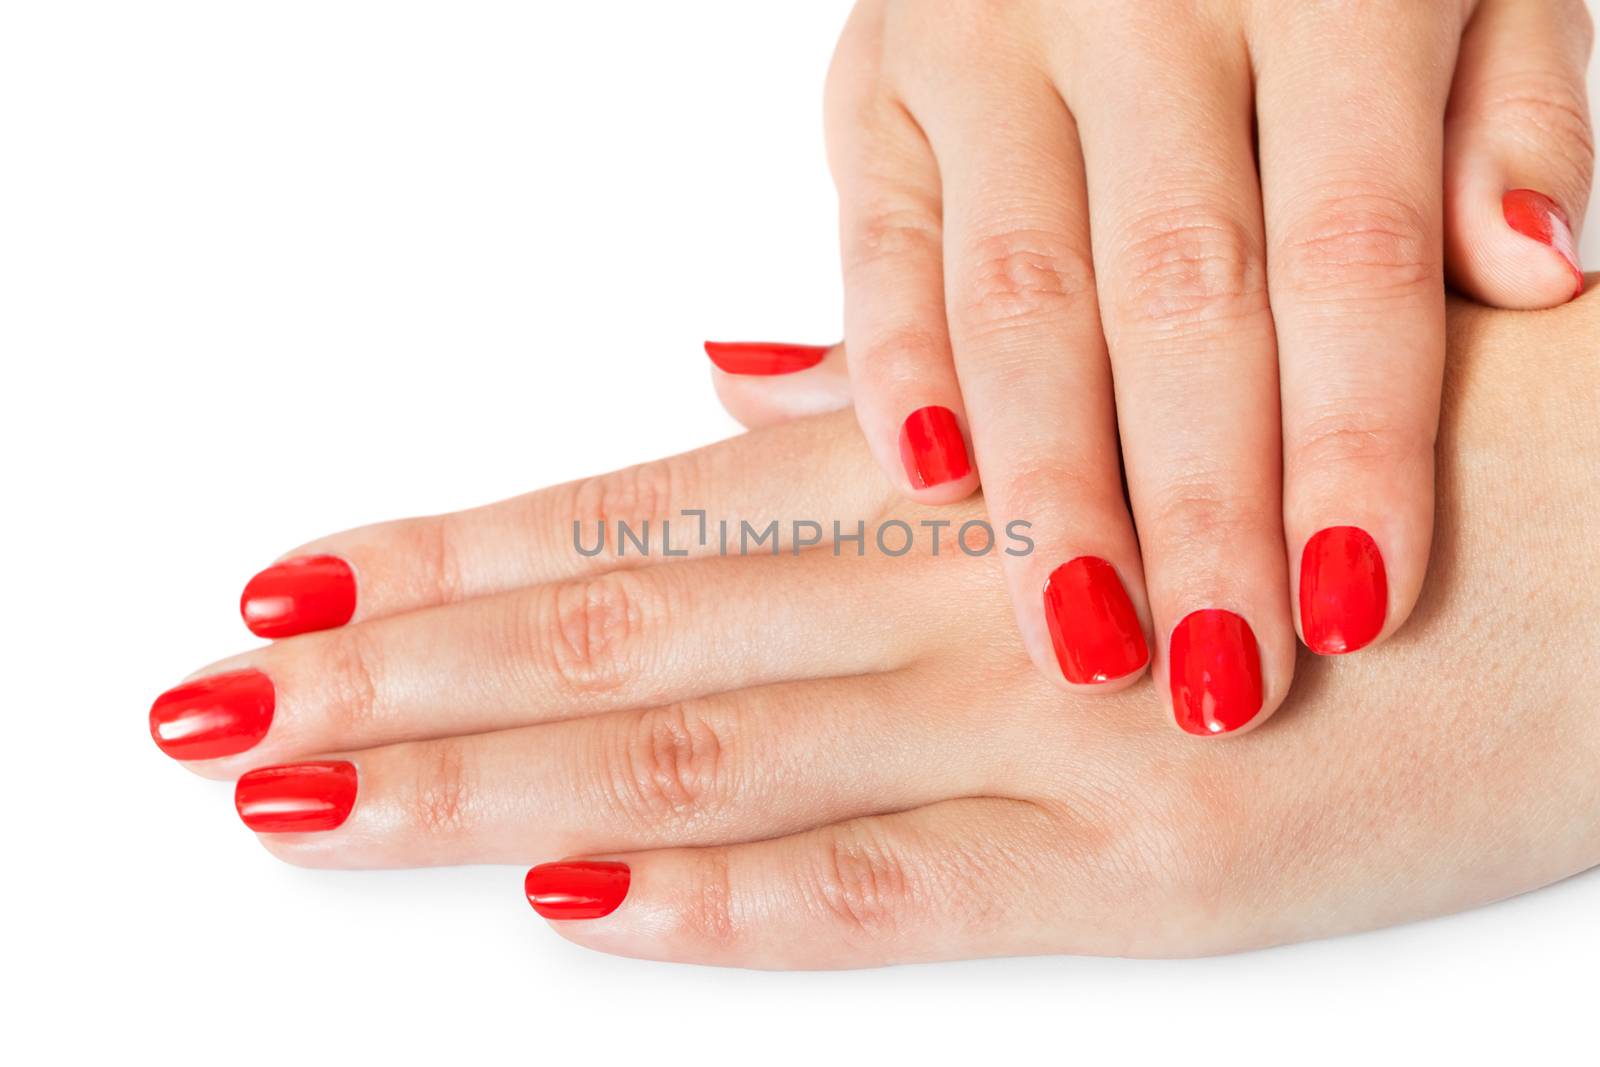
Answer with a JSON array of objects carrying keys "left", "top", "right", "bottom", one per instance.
[
  {"left": 1042, "top": 556, "right": 1149, "bottom": 684},
  {"left": 897, "top": 405, "right": 971, "bottom": 489},
  {"left": 524, "top": 861, "right": 631, "bottom": 920},
  {"left": 234, "top": 761, "right": 358, "bottom": 833},
  {"left": 1300, "top": 526, "right": 1388, "bottom": 655},
  {"left": 1169, "top": 609, "right": 1264, "bottom": 736},
  {"left": 240, "top": 555, "right": 356, "bottom": 639},
  {"left": 149, "top": 669, "right": 274, "bottom": 760},
  {"left": 1503, "top": 189, "right": 1584, "bottom": 298},
  {"left": 704, "top": 341, "right": 830, "bottom": 375}
]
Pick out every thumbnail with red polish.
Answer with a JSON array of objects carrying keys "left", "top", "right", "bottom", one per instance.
[
  {"left": 898, "top": 405, "right": 971, "bottom": 489},
  {"left": 240, "top": 555, "right": 356, "bottom": 639},
  {"left": 234, "top": 761, "right": 358, "bottom": 833},
  {"left": 704, "top": 340, "right": 830, "bottom": 375},
  {"left": 1169, "top": 609, "right": 1264, "bottom": 736},
  {"left": 1300, "top": 526, "right": 1388, "bottom": 655},
  {"left": 1042, "top": 557, "right": 1148, "bottom": 684},
  {"left": 149, "top": 669, "right": 274, "bottom": 760},
  {"left": 524, "top": 861, "right": 631, "bottom": 920},
  {"left": 1503, "top": 189, "right": 1584, "bottom": 297}
]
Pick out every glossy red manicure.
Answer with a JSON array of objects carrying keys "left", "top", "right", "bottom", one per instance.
[
  {"left": 898, "top": 405, "right": 971, "bottom": 489},
  {"left": 1503, "top": 189, "right": 1584, "bottom": 297},
  {"left": 1042, "top": 557, "right": 1149, "bottom": 684},
  {"left": 704, "top": 340, "right": 830, "bottom": 375},
  {"left": 1169, "top": 609, "right": 1264, "bottom": 736},
  {"left": 234, "top": 761, "right": 358, "bottom": 833},
  {"left": 149, "top": 669, "right": 274, "bottom": 760},
  {"left": 1300, "top": 526, "right": 1388, "bottom": 655},
  {"left": 524, "top": 861, "right": 631, "bottom": 920},
  {"left": 240, "top": 555, "right": 356, "bottom": 639}
]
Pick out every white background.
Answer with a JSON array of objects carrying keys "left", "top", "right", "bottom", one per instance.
[{"left": 3, "top": 2, "right": 1596, "bottom": 1062}]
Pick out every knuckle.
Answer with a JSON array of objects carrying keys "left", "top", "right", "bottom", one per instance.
[
  {"left": 1276, "top": 189, "right": 1437, "bottom": 298},
  {"left": 571, "top": 453, "right": 696, "bottom": 535},
  {"left": 1289, "top": 406, "right": 1434, "bottom": 472},
  {"left": 401, "top": 737, "right": 477, "bottom": 837},
  {"left": 956, "top": 228, "right": 1096, "bottom": 335},
  {"left": 855, "top": 321, "right": 949, "bottom": 382},
  {"left": 675, "top": 847, "right": 739, "bottom": 950},
  {"left": 604, "top": 703, "right": 730, "bottom": 829},
  {"left": 317, "top": 623, "right": 388, "bottom": 736},
  {"left": 1001, "top": 459, "right": 1122, "bottom": 529},
  {"left": 1145, "top": 478, "right": 1272, "bottom": 548},
  {"left": 1114, "top": 204, "right": 1268, "bottom": 333},
  {"left": 1474, "top": 71, "right": 1595, "bottom": 177},
  {"left": 409, "top": 515, "right": 464, "bottom": 605},
  {"left": 802, "top": 822, "right": 916, "bottom": 940},
  {"left": 844, "top": 198, "right": 942, "bottom": 278},
  {"left": 542, "top": 571, "right": 660, "bottom": 696}
]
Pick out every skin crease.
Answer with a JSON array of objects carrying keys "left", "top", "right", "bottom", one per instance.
[
  {"left": 164, "top": 296, "right": 1599, "bottom": 969},
  {"left": 811, "top": 0, "right": 1595, "bottom": 741}
]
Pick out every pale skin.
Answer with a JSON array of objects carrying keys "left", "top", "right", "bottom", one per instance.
[
  {"left": 158, "top": 292, "right": 1600, "bottom": 968},
  {"left": 717, "top": 0, "right": 1598, "bottom": 730}
]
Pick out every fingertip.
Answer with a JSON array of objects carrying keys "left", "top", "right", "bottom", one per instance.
[
  {"left": 705, "top": 341, "right": 852, "bottom": 429},
  {"left": 1447, "top": 181, "right": 1586, "bottom": 309}
]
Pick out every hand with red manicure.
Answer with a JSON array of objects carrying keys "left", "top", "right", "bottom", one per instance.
[
  {"left": 707, "top": 0, "right": 1594, "bottom": 736},
  {"left": 150, "top": 298, "right": 1599, "bottom": 967}
]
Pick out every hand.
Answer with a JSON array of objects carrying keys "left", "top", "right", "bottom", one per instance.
[
  {"left": 706, "top": 0, "right": 1594, "bottom": 738},
  {"left": 151, "top": 294, "right": 1600, "bottom": 967}
]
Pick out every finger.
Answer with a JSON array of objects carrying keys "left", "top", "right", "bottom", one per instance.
[
  {"left": 153, "top": 543, "right": 932, "bottom": 777},
  {"left": 827, "top": 10, "right": 978, "bottom": 503},
  {"left": 704, "top": 342, "right": 852, "bottom": 429},
  {"left": 236, "top": 672, "right": 1006, "bottom": 868},
  {"left": 902, "top": 60, "right": 1150, "bottom": 690},
  {"left": 1445, "top": 0, "right": 1593, "bottom": 307},
  {"left": 1060, "top": 17, "right": 1291, "bottom": 733},
  {"left": 1251, "top": 3, "right": 1458, "bottom": 657},
  {"left": 526, "top": 798, "right": 1074, "bottom": 968},
  {"left": 234, "top": 408, "right": 886, "bottom": 637}
]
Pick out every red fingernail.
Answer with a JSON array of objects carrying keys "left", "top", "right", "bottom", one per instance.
[
  {"left": 897, "top": 405, "right": 971, "bottom": 489},
  {"left": 240, "top": 555, "right": 356, "bottom": 639},
  {"left": 235, "top": 761, "right": 358, "bottom": 833},
  {"left": 1300, "top": 526, "right": 1388, "bottom": 655},
  {"left": 1042, "top": 557, "right": 1149, "bottom": 684},
  {"left": 524, "top": 861, "right": 631, "bottom": 920},
  {"left": 1169, "top": 609, "right": 1264, "bottom": 736},
  {"left": 149, "top": 669, "right": 274, "bottom": 760},
  {"left": 1503, "top": 189, "right": 1584, "bottom": 298},
  {"left": 703, "top": 340, "right": 830, "bottom": 375}
]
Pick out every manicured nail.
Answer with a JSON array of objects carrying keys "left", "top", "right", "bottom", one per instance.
[
  {"left": 524, "top": 861, "right": 631, "bottom": 920},
  {"left": 149, "top": 669, "right": 274, "bottom": 760},
  {"left": 704, "top": 340, "right": 830, "bottom": 375},
  {"left": 234, "top": 761, "right": 358, "bottom": 833},
  {"left": 1169, "top": 609, "right": 1264, "bottom": 736},
  {"left": 897, "top": 405, "right": 971, "bottom": 489},
  {"left": 1300, "top": 526, "right": 1388, "bottom": 655},
  {"left": 1042, "top": 557, "right": 1149, "bottom": 684},
  {"left": 1503, "top": 189, "right": 1584, "bottom": 297},
  {"left": 240, "top": 555, "right": 356, "bottom": 639}
]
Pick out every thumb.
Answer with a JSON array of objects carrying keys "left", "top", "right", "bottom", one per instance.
[{"left": 1444, "top": 0, "right": 1593, "bottom": 307}]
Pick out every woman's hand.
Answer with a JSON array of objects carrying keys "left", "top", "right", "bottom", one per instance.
[
  {"left": 707, "top": 0, "right": 1594, "bottom": 737},
  {"left": 151, "top": 295, "right": 1600, "bottom": 967}
]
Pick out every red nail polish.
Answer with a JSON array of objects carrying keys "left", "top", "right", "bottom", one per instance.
[
  {"left": 234, "top": 761, "right": 358, "bottom": 833},
  {"left": 524, "top": 861, "right": 631, "bottom": 920},
  {"left": 240, "top": 555, "right": 356, "bottom": 639},
  {"left": 1042, "top": 557, "right": 1149, "bottom": 684},
  {"left": 1169, "top": 609, "right": 1264, "bottom": 736},
  {"left": 1503, "top": 189, "right": 1584, "bottom": 297},
  {"left": 704, "top": 340, "right": 830, "bottom": 375},
  {"left": 1300, "top": 526, "right": 1388, "bottom": 655},
  {"left": 149, "top": 669, "right": 274, "bottom": 760},
  {"left": 898, "top": 405, "right": 971, "bottom": 489}
]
